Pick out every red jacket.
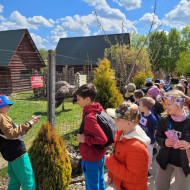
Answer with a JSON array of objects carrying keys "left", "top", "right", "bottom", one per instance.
[
  {"left": 79, "top": 102, "right": 107, "bottom": 162},
  {"left": 105, "top": 126, "right": 150, "bottom": 190}
]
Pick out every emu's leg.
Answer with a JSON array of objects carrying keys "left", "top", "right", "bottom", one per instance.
[{"left": 62, "top": 99, "right": 65, "bottom": 111}]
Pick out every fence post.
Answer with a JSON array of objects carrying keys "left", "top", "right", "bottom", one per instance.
[{"left": 47, "top": 50, "right": 56, "bottom": 127}]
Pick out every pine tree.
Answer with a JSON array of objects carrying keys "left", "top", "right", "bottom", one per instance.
[
  {"left": 93, "top": 58, "right": 123, "bottom": 109},
  {"left": 28, "top": 122, "right": 72, "bottom": 190}
]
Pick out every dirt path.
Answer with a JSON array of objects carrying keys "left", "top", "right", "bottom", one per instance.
[
  {"left": 0, "top": 157, "right": 7, "bottom": 170},
  {"left": 0, "top": 149, "right": 175, "bottom": 190}
]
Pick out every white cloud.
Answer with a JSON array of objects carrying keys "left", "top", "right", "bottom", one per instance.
[
  {"left": 0, "top": 25, "right": 6, "bottom": 30},
  {"left": 81, "top": 0, "right": 107, "bottom": 7},
  {"left": 0, "top": 15, "right": 5, "bottom": 21},
  {"left": 10, "top": 11, "right": 34, "bottom": 29},
  {"left": 0, "top": 0, "right": 137, "bottom": 49},
  {"left": 163, "top": 0, "right": 190, "bottom": 29},
  {"left": 4, "top": 11, "right": 54, "bottom": 30},
  {"left": 30, "top": 33, "right": 48, "bottom": 48},
  {"left": 56, "top": 0, "right": 136, "bottom": 37},
  {"left": 49, "top": 25, "right": 67, "bottom": 44},
  {"left": 28, "top": 16, "right": 54, "bottom": 27},
  {"left": 0, "top": 21, "right": 19, "bottom": 30},
  {"left": 140, "top": 13, "right": 162, "bottom": 29},
  {"left": 113, "top": 0, "right": 141, "bottom": 10},
  {"left": 60, "top": 15, "right": 91, "bottom": 36},
  {"left": 0, "top": 4, "right": 3, "bottom": 13},
  {"left": 82, "top": 0, "right": 126, "bottom": 20}
]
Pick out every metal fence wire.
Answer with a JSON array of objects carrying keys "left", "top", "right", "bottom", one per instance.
[{"left": 0, "top": 49, "right": 95, "bottom": 149}]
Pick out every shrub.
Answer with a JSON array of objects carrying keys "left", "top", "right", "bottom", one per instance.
[
  {"left": 133, "top": 71, "right": 153, "bottom": 89},
  {"left": 93, "top": 58, "right": 123, "bottom": 109},
  {"left": 28, "top": 122, "right": 72, "bottom": 190}
]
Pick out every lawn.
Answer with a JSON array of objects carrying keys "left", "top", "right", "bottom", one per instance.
[
  {"left": 2, "top": 91, "right": 82, "bottom": 149},
  {"left": 0, "top": 91, "right": 83, "bottom": 178}
]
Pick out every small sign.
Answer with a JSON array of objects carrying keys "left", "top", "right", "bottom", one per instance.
[
  {"left": 31, "top": 76, "right": 43, "bottom": 88},
  {"left": 79, "top": 75, "right": 87, "bottom": 86}
]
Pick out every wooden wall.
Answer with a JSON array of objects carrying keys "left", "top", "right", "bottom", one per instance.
[
  {"left": 7, "top": 32, "right": 45, "bottom": 94},
  {"left": 0, "top": 67, "right": 12, "bottom": 95}
]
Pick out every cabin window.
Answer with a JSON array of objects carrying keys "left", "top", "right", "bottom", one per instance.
[{"left": 20, "top": 70, "right": 31, "bottom": 80}]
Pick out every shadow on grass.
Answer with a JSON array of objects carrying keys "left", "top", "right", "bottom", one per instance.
[
  {"left": 55, "top": 109, "right": 72, "bottom": 115},
  {"left": 62, "top": 129, "right": 79, "bottom": 150},
  {"left": 33, "top": 111, "right": 47, "bottom": 116},
  {"left": 16, "top": 97, "right": 47, "bottom": 102}
]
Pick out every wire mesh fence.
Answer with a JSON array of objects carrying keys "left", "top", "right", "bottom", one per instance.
[{"left": 0, "top": 48, "right": 95, "bottom": 149}]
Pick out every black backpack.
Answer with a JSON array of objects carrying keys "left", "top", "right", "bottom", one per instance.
[{"left": 79, "top": 111, "right": 117, "bottom": 148}]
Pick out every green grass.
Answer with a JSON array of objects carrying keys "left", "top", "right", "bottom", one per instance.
[
  {"left": 0, "top": 91, "right": 83, "bottom": 177},
  {"left": 0, "top": 167, "right": 7, "bottom": 177},
  {"left": 7, "top": 91, "right": 82, "bottom": 149}
]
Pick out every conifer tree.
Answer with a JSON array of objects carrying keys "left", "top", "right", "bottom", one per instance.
[
  {"left": 28, "top": 122, "right": 72, "bottom": 190},
  {"left": 93, "top": 58, "right": 123, "bottom": 109}
]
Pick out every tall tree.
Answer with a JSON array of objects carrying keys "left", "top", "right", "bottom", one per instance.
[
  {"left": 166, "top": 28, "right": 181, "bottom": 73},
  {"left": 104, "top": 44, "right": 153, "bottom": 91},
  {"left": 130, "top": 32, "right": 147, "bottom": 50},
  {"left": 38, "top": 48, "right": 48, "bottom": 61},
  {"left": 180, "top": 26, "right": 190, "bottom": 52},
  {"left": 176, "top": 49, "right": 190, "bottom": 77},
  {"left": 148, "top": 30, "right": 168, "bottom": 72}
]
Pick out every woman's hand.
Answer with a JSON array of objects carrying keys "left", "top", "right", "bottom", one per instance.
[
  {"left": 176, "top": 140, "right": 190, "bottom": 150},
  {"left": 165, "top": 139, "right": 175, "bottom": 147}
]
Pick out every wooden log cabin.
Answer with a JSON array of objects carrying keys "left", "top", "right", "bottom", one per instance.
[{"left": 0, "top": 29, "right": 45, "bottom": 95}]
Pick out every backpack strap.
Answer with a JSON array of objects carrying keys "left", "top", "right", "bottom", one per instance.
[{"left": 79, "top": 113, "right": 89, "bottom": 134}]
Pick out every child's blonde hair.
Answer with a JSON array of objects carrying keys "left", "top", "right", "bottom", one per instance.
[
  {"left": 162, "top": 90, "right": 190, "bottom": 117},
  {"left": 139, "top": 97, "right": 155, "bottom": 110}
]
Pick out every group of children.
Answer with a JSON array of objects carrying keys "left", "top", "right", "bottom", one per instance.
[
  {"left": 1, "top": 76, "right": 190, "bottom": 190},
  {"left": 76, "top": 78, "right": 190, "bottom": 190}
]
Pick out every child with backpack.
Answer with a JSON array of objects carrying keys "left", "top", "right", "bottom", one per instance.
[
  {"left": 106, "top": 102, "right": 150, "bottom": 190},
  {"left": 155, "top": 90, "right": 190, "bottom": 190},
  {"left": 138, "top": 97, "right": 158, "bottom": 177},
  {"left": 76, "top": 83, "right": 112, "bottom": 190},
  {"left": 0, "top": 95, "right": 39, "bottom": 190}
]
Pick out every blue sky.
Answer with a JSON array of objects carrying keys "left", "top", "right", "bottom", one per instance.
[{"left": 0, "top": 0, "right": 188, "bottom": 49}]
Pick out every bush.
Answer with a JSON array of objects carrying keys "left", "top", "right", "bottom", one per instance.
[
  {"left": 94, "top": 58, "right": 123, "bottom": 109},
  {"left": 133, "top": 71, "right": 152, "bottom": 89},
  {"left": 28, "top": 122, "right": 72, "bottom": 190}
]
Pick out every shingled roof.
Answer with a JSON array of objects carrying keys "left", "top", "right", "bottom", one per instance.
[{"left": 56, "top": 33, "right": 130, "bottom": 66}]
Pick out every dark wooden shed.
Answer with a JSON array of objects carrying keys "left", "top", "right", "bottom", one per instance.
[
  {"left": 0, "top": 29, "right": 45, "bottom": 95},
  {"left": 56, "top": 33, "right": 130, "bottom": 73}
]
